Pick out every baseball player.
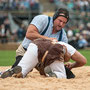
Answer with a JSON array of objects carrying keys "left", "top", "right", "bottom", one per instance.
[
  {"left": 1, "top": 39, "right": 87, "bottom": 79},
  {"left": 12, "top": 8, "right": 69, "bottom": 68}
]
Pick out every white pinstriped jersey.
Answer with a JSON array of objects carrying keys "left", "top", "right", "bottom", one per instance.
[
  {"left": 22, "top": 15, "right": 68, "bottom": 49},
  {"left": 57, "top": 42, "right": 76, "bottom": 56}
]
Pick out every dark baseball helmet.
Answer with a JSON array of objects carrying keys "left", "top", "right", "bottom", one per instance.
[{"left": 53, "top": 8, "right": 69, "bottom": 23}]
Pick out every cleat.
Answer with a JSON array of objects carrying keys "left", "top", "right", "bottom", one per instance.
[
  {"left": 1, "top": 66, "right": 22, "bottom": 79},
  {"left": 44, "top": 66, "right": 57, "bottom": 77}
]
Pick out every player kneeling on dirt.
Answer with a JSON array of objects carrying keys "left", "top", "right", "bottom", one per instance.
[{"left": 1, "top": 38, "right": 87, "bottom": 79}]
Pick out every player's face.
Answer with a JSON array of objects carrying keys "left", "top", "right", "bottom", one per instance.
[{"left": 53, "top": 16, "right": 67, "bottom": 32}]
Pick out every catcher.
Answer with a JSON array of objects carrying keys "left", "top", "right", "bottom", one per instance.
[{"left": 1, "top": 38, "right": 87, "bottom": 79}]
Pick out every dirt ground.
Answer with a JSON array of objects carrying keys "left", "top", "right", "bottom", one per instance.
[{"left": 0, "top": 66, "right": 90, "bottom": 90}]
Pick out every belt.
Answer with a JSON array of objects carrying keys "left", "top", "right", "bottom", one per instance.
[{"left": 41, "top": 50, "right": 48, "bottom": 63}]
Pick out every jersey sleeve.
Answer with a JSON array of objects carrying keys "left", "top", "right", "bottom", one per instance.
[
  {"left": 66, "top": 44, "right": 76, "bottom": 56},
  {"left": 57, "top": 42, "right": 76, "bottom": 56},
  {"left": 30, "top": 15, "right": 48, "bottom": 33}
]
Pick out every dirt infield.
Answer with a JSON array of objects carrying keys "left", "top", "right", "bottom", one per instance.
[{"left": 0, "top": 66, "right": 90, "bottom": 90}]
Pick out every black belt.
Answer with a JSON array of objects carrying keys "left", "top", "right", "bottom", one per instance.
[{"left": 23, "top": 47, "right": 27, "bottom": 51}]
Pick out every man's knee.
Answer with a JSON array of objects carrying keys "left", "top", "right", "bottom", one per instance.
[{"left": 16, "top": 44, "right": 26, "bottom": 57}]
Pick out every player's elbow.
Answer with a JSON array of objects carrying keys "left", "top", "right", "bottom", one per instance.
[
  {"left": 83, "top": 57, "right": 87, "bottom": 65},
  {"left": 81, "top": 57, "right": 87, "bottom": 66},
  {"left": 26, "top": 25, "right": 33, "bottom": 39},
  {"left": 26, "top": 30, "right": 33, "bottom": 39},
  {"left": 26, "top": 32, "right": 30, "bottom": 39}
]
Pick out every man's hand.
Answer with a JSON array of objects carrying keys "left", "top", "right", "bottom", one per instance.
[
  {"left": 46, "top": 38, "right": 58, "bottom": 44},
  {"left": 65, "top": 62, "right": 73, "bottom": 70},
  {"left": 46, "top": 37, "right": 58, "bottom": 42}
]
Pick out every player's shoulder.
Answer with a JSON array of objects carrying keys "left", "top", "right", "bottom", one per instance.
[
  {"left": 34, "top": 15, "right": 49, "bottom": 21},
  {"left": 35, "top": 15, "right": 48, "bottom": 18}
]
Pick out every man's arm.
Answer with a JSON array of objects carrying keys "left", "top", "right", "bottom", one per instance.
[
  {"left": 64, "top": 46, "right": 71, "bottom": 62},
  {"left": 65, "top": 51, "right": 87, "bottom": 69},
  {"left": 64, "top": 51, "right": 71, "bottom": 62},
  {"left": 26, "top": 24, "right": 58, "bottom": 41}
]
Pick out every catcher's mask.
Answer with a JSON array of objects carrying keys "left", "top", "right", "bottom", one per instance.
[{"left": 53, "top": 8, "right": 69, "bottom": 23}]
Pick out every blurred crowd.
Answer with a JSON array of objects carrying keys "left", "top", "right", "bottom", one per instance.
[
  {"left": 0, "top": 0, "right": 90, "bottom": 49},
  {"left": 0, "top": 0, "right": 41, "bottom": 43},
  {"left": 66, "top": 23, "right": 90, "bottom": 49},
  {"left": 0, "top": 13, "right": 27, "bottom": 43},
  {"left": 0, "top": 0, "right": 40, "bottom": 10},
  {"left": 50, "top": 0, "right": 90, "bottom": 13}
]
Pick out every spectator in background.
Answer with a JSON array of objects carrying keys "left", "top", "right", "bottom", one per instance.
[
  {"left": 78, "top": 23, "right": 85, "bottom": 33},
  {"left": 86, "top": 23, "right": 90, "bottom": 32},
  {"left": 78, "top": 35, "right": 88, "bottom": 49},
  {"left": 67, "top": 0, "right": 74, "bottom": 10},
  {"left": 10, "top": 0, "right": 20, "bottom": 10},
  {"left": 67, "top": 27, "right": 79, "bottom": 49},
  {"left": 49, "top": 0, "right": 54, "bottom": 3},
  {"left": 17, "top": 24, "right": 26, "bottom": 42},
  {"left": 0, "top": 0, "right": 4, "bottom": 10},
  {"left": 0, "top": 24, "right": 8, "bottom": 43},
  {"left": 20, "top": 0, "right": 30, "bottom": 10},
  {"left": 81, "top": 0, "right": 89, "bottom": 13},
  {"left": 4, "top": 17, "right": 11, "bottom": 34},
  {"left": 30, "top": 0, "right": 40, "bottom": 10},
  {"left": 0, "top": 16, "right": 13, "bottom": 43}
]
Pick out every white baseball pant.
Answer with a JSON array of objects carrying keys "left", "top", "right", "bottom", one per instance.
[{"left": 18, "top": 43, "right": 66, "bottom": 78}]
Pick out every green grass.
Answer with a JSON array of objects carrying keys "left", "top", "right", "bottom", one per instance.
[
  {"left": 69, "top": 50, "right": 90, "bottom": 66},
  {"left": 0, "top": 50, "right": 90, "bottom": 66},
  {"left": 79, "top": 50, "right": 90, "bottom": 64},
  {"left": 0, "top": 50, "right": 16, "bottom": 66}
]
